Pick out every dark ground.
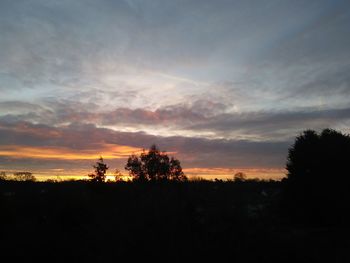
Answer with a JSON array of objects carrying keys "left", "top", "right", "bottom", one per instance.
[{"left": 0, "top": 180, "right": 349, "bottom": 262}]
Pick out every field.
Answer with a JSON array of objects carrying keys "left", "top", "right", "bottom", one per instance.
[{"left": 0, "top": 180, "right": 349, "bottom": 262}]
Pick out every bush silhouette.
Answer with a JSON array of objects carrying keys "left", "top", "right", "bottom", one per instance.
[
  {"left": 114, "top": 169, "right": 124, "bottom": 182},
  {"left": 125, "top": 144, "right": 187, "bottom": 182},
  {"left": 89, "top": 156, "right": 109, "bottom": 182},
  {"left": 13, "top": 171, "right": 36, "bottom": 182},
  {"left": 234, "top": 172, "right": 246, "bottom": 182},
  {"left": 284, "top": 129, "right": 350, "bottom": 225},
  {"left": 0, "top": 171, "right": 7, "bottom": 181}
]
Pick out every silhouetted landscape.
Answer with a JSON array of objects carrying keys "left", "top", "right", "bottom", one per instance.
[
  {"left": 1, "top": 1, "right": 350, "bottom": 261},
  {"left": 1, "top": 129, "right": 350, "bottom": 262}
]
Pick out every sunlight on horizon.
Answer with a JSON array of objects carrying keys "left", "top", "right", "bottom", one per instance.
[
  {"left": 1, "top": 0, "right": 349, "bottom": 181},
  {"left": 0, "top": 167, "right": 285, "bottom": 182},
  {"left": 0, "top": 145, "right": 144, "bottom": 160}
]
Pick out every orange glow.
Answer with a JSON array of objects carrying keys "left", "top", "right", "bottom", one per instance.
[
  {"left": 0, "top": 166, "right": 285, "bottom": 181},
  {"left": 0, "top": 144, "right": 143, "bottom": 160},
  {"left": 184, "top": 167, "right": 286, "bottom": 180},
  {"left": 1, "top": 168, "right": 133, "bottom": 182}
]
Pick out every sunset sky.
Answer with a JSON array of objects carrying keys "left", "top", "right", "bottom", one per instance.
[{"left": 1, "top": 0, "right": 350, "bottom": 180}]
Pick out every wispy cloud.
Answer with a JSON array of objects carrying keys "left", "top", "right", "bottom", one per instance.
[
  {"left": 0, "top": 120, "right": 289, "bottom": 169},
  {"left": 1, "top": 0, "right": 350, "bottom": 178},
  {"left": 0, "top": 144, "right": 142, "bottom": 160},
  {"left": 2, "top": 100, "right": 349, "bottom": 141}
]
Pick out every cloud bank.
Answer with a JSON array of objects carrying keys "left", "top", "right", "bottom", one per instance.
[{"left": 1, "top": 0, "right": 350, "bottom": 179}]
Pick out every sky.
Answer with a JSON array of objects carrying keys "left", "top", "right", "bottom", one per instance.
[{"left": 1, "top": 0, "right": 350, "bottom": 180}]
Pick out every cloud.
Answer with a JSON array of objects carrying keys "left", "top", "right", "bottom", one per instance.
[
  {"left": 1, "top": 0, "right": 350, "bottom": 179},
  {"left": 0, "top": 118, "right": 288, "bottom": 167},
  {"left": 1, "top": 0, "right": 350, "bottom": 114},
  {"left": 0, "top": 120, "right": 289, "bottom": 170},
  {"left": 0, "top": 144, "right": 142, "bottom": 160},
  {"left": 186, "top": 107, "right": 350, "bottom": 140},
  {"left": 292, "top": 63, "right": 350, "bottom": 97},
  {"left": 1, "top": 98, "right": 350, "bottom": 141}
]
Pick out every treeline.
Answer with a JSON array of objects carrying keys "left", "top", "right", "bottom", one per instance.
[
  {"left": 0, "top": 171, "right": 36, "bottom": 181},
  {"left": 88, "top": 144, "right": 187, "bottom": 182},
  {"left": 1, "top": 128, "right": 350, "bottom": 261},
  {"left": 2, "top": 128, "right": 350, "bottom": 226}
]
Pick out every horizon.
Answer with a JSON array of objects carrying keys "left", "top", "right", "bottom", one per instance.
[
  {"left": 1, "top": 0, "right": 350, "bottom": 180},
  {"left": 0, "top": 166, "right": 285, "bottom": 181}
]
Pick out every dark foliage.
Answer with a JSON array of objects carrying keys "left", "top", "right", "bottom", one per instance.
[
  {"left": 0, "top": 171, "right": 7, "bottom": 180},
  {"left": 88, "top": 157, "right": 109, "bottom": 182},
  {"left": 284, "top": 129, "right": 350, "bottom": 225},
  {"left": 125, "top": 144, "right": 187, "bottom": 182},
  {"left": 13, "top": 171, "right": 36, "bottom": 182},
  {"left": 1, "top": 180, "right": 349, "bottom": 262},
  {"left": 2, "top": 130, "right": 350, "bottom": 261},
  {"left": 234, "top": 172, "right": 247, "bottom": 182},
  {"left": 114, "top": 169, "right": 123, "bottom": 182}
]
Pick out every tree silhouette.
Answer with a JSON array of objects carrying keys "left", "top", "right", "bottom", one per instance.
[
  {"left": 0, "top": 171, "right": 7, "bottom": 181},
  {"left": 234, "top": 172, "right": 246, "bottom": 182},
  {"left": 169, "top": 157, "right": 187, "bottom": 181},
  {"left": 125, "top": 154, "right": 146, "bottom": 181},
  {"left": 284, "top": 128, "right": 350, "bottom": 225},
  {"left": 114, "top": 169, "right": 124, "bottom": 182},
  {"left": 125, "top": 144, "right": 187, "bottom": 182},
  {"left": 13, "top": 172, "right": 36, "bottom": 181},
  {"left": 89, "top": 157, "right": 109, "bottom": 182}
]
